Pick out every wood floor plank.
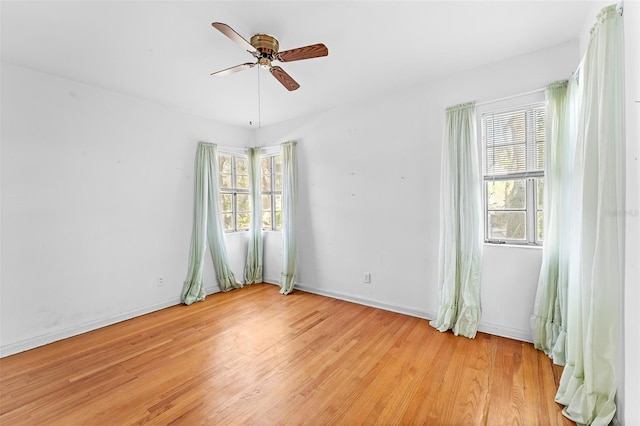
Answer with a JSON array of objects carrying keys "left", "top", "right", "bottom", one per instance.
[{"left": 0, "top": 284, "right": 573, "bottom": 425}]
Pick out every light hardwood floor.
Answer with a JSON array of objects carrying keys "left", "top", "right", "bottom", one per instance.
[{"left": 0, "top": 284, "right": 573, "bottom": 425}]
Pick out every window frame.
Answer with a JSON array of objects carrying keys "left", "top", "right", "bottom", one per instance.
[
  {"left": 218, "top": 150, "right": 250, "bottom": 233},
  {"left": 477, "top": 95, "right": 546, "bottom": 246}
]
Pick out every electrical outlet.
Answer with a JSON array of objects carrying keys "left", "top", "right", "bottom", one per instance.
[
  {"left": 157, "top": 276, "right": 165, "bottom": 286},
  {"left": 364, "top": 273, "right": 371, "bottom": 283}
]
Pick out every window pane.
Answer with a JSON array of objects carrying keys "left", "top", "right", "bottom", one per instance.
[
  {"left": 236, "top": 157, "right": 248, "bottom": 175},
  {"left": 486, "top": 144, "right": 527, "bottom": 175},
  {"left": 275, "top": 211, "right": 282, "bottom": 230},
  {"left": 487, "top": 180, "right": 526, "bottom": 210},
  {"left": 219, "top": 154, "right": 254, "bottom": 233},
  {"left": 537, "top": 178, "right": 544, "bottom": 210},
  {"left": 220, "top": 194, "right": 233, "bottom": 213},
  {"left": 537, "top": 211, "right": 544, "bottom": 242},
  {"left": 237, "top": 213, "right": 250, "bottom": 230},
  {"left": 262, "top": 211, "right": 272, "bottom": 228},
  {"left": 261, "top": 174, "right": 271, "bottom": 192},
  {"left": 261, "top": 195, "right": 271, "bottom": 210},
  {"left": 486, "top": 110, "right": 528, "bottom": 145},
  {"left": 484, "top": 107, "right": 546, "bottom": 176},
  {"left": 222, "top": 213, "right": 233, "bottom": 231},
  {"left": 274, "top": 174, "right": 282, "bottom": 192},
  {"left": 535, "top": 108, "right": 546, "bottom": 171},
  {"left": 274, "top": 194, "right": 282, "bottom": 210},
  {"left": 536, "top": 141, "right": 545, "bottom": 171},
  {"left": 261, "top": 158, "right": 271, "bottom": 173},
  {"left": 236, "top": 174, "right": 249, "bottom": 190},
  {"left": 483, "top": 104, "right": 545, "bottom": 246},
  {"left": 273, "top": 155, "right": 282, "bottom": 173},
  {"left": 220, "top": 173, "right": 232, "bottom": 188},
  {"left": 219, "top": 155, "right": 232, "bottom": 174},
  {"left": 237, "top": 194, "right": 250, "bottom": 212},
  {"left": 488, "top": 211, "right": 526, "bottom": 240}
]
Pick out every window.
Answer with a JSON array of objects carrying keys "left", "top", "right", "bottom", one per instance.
[
  {"left": 261, "top": 154, "right": 282, "bottom": 230},
  {"left": 219, "top": 153, "right": 250, "bottom": 232},
  {"left": 482, "top": 103, "right": 545, "bottom": 245}
]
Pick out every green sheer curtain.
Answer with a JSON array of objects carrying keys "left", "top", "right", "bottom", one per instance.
[
  {"left": 530, "top": 80, "right": 575, "bottom": 365},
  {"left": 182, "top": 142, "right": 241, "bottom": 305},
  {"left": 555, "top": 5, "right": 624, "bottom": 425},
  {"left": 245, "top": 147, "right": 263, "bottom": 284},
  {"left": 279, "top": 141, "right": 298, "bottom": 295},
  {"left": 430, "top": 102, "right": 483, "bottom": 338}
]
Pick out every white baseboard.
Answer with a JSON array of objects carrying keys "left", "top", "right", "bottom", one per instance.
[
  {"left": 294, "top": 283, "right": 533, "bottom": 343},
  {"left": 0, "top": 287, "right": 224, "bottom": 358},
  {"left": 477, "top": 321, "right": 533, "bottom": 343},
  {"left": 293, "top": 283, "right": 435, "bottom": 321},
  {"left": 0, "top": 297, "right": 177, "bottom": 357},
  {"left": 1, "top": 282, "right": 532, "bottom": 358}
]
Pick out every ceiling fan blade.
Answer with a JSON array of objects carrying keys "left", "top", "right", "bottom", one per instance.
[
  {"left": 277, "top": 43, "right": 328, "bottom": 62},
  {"left": 211, "top": 62, "right": 256, "bottom": 76},
  {"left": 270, "top": 66, "right": 300, "bottom": 91},
  {"left": 212, "top": 22, "right": 257, "bottom": 54}
]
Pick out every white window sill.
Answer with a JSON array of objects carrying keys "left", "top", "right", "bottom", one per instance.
[{"left": 484, "top": 242, "right": 542, "bottom": 250}]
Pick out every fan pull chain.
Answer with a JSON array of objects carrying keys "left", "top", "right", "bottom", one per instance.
[{"left": 257, "top": 67, "right": 262, "bottom": 129}]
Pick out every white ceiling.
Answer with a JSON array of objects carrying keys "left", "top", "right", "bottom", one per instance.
[{"left": 1, "top": 1, "right": 595, "bottom": 128}]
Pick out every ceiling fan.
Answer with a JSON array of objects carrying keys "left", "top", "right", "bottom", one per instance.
[{"left": 210, "top": 22, "right": 328, "bottom": 91}]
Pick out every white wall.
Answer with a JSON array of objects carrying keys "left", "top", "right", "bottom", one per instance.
[
  {"left": 0, "top": 63, "right": 252, "bottom": 356},
  {"left": 262, "top": 231, "right": 282, "bottom": 284},
  {"left": 256, "top": 41, "right": 580, "bottom": 341}
]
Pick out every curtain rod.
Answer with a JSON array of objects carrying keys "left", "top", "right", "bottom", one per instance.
[
  {"left": 477, "top": 3, "right": 623, "bottom": 109},
  {"left": 476, "top": 87, "right": 544, "bottom": 107}
]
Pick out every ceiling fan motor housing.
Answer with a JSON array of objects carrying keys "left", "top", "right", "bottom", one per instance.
[{"left": 251, "top": 34, "right": 279, "bottom": 67}]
